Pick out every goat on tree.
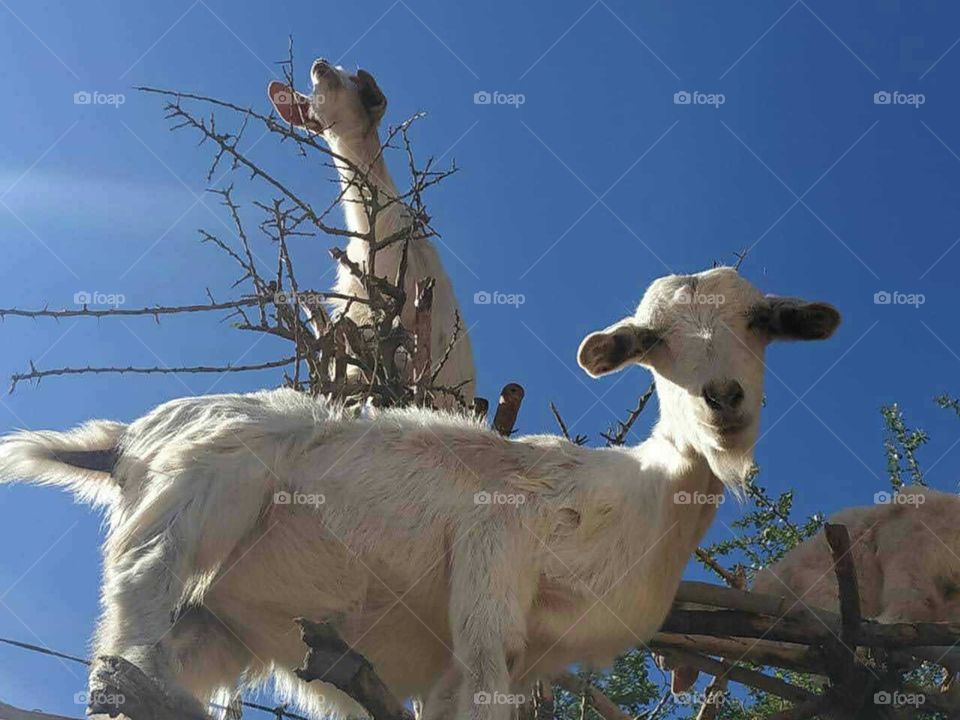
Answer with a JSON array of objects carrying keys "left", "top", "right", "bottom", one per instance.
[
  {"left": 0, "top": 266, "right": 841, "bottom": 720},
  {"left": 268, "top": 59, "right": 475, "bottom": 406},
  {"left": 5, "top": 52, "right": 473, "bottom": 411}
]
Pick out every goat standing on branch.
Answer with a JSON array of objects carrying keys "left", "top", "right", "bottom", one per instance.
[
  {"left": 0, "top": 267, "right": 840, "bottom": 720},
  {"left": 268, "top": 60, "right": 475, "bottom": 406}
]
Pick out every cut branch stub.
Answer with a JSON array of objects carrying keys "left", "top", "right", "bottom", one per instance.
[
  {"left": 493, "top": 383, "right": 525, "bottom": 436},
  {"left": 295, "top": 618, "right": 413, "bottom": 720}
]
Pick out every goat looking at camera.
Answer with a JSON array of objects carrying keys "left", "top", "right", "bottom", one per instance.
[{"left": 0, "top": 267, "right": 840, "bottom": 720}]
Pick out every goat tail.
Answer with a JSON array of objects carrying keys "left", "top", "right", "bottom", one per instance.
[{"left": 0, "top": 420, "right": 126, "bottom": 506}]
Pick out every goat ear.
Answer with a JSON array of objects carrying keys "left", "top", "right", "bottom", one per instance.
[
  {"left": 750, "top": 297, "right": 841, "bottom": 342},
  {"left": 356, "top": 69, "right": 387, "bottom": 120},
  {"left": 578, "top": 323, "right": 662, "bottom": 378},
  {"left": 267, "top": 81, "right": 323, "bottom": 133}
]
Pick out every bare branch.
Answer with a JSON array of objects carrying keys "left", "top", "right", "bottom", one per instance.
[
  {"left": 0, "top": 298, "right": 262, "bottom": 321},
  {"left": 660, "top": 647, "right": 817, "bottom": 704},
  {"left": 554, "top": 674, "right": 629, "bottom": 720},
  {"left": 89, "top": 655, "right": 208, "bottom": 720},
  {"left": 549, "top": 402, "right": 588, "bottom": 445},
  {"left": 10, "top": 357, "right": 298, "bottom": 393},
  {"left": 295, "top": 619, "right": 413, "bottom": 720},
  {"left": 602, "top": 382, "right": 655, "bottom": 446}
]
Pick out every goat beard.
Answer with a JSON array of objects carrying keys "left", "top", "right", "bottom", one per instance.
[
  {"left": 702, "top": 432, "right": 757, "bottom": 497},
  {"left": 709, "top": 451, "right": 754, "bottom": 494}
]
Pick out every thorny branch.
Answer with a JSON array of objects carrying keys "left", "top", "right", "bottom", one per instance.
[
  {"left": 602, "top": 381, "right": 656, "bottom": 446},
  {"left": 5, "top": 75, "right": 469, "bottom": 411},
  {"left": 9, "top": 358, "right": 299, "bottom": 394}
]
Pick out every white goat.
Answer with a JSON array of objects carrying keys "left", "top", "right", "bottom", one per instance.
[
  {"left": 267, "top": 60, "right": 475, "bottom": 405},
  {"left": 668, "top": 486, "right": 960, "bottom": 694},
  {"left": 753, "top": 486, "right": 960, "bottom": 622},
  {"left": 0, "top": 267, "right": 840, "bottom": 720}
]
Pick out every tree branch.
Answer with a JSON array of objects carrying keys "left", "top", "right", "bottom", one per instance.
[
  {"left": 10, "top": 357, "right": 298, "bottom": 393},
  {"left": 295, "top": 619, "right": 413, "bottom": 720}
]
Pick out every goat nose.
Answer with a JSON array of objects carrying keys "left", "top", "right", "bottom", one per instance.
[
  {"left": 702, "top": 381, "right": 744, "bottom": 411},
  {"left": 312, "top": 59, "right": 332, "bottom": 80}
]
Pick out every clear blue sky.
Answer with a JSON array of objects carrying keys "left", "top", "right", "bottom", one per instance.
[{"left": 2, "top": 0, "right": 960, "bottom": 714}]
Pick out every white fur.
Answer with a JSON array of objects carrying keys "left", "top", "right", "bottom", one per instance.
[
  {"left": 0, "top": 267, "right": 838, "bottom": 720},
  {"left": 270, "top": 61, "right": 475, "bottom": 406},
  {"left": 0, "top": 420, "right": 124, "bottom": 507},
  {"left": 754, "top": 486, "right": 960, "bottom": 623}
]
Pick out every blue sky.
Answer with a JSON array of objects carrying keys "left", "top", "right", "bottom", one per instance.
[{"left": 2, "top": 0, "right": 960, "bottom": 714}]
